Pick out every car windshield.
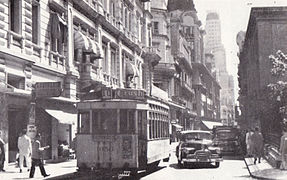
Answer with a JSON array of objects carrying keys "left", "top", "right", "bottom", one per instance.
[
  {"left": 182, "top": 132, "right": 212, "bottom": 141},
  {"left": 216, "top": 130, "right": 237, "bottom": 139}
]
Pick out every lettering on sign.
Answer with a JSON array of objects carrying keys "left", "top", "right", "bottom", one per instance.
[
  {"left": 101, "top": 88, "right": 146, "bottom": 101},
  {"left": 35, "top": 82, "right": 62, "bottom": 98}
]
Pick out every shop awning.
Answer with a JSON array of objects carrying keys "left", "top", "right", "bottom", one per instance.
[
  {"left": 172, "top": 124, "right": 183, "bottom": 129},
  {"left": 45, "top": 109, "right": 77, "bottom": 125},
  {"left": 201, "top": 120, "right": 223, "bottom": 130}
]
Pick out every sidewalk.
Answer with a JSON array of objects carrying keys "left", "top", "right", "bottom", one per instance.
[
  {"left": 244, "top": 157, "right": 287, "bottom": 180},
  {"left": 0, "top": 159, "right": 77, "bottom": 180}
]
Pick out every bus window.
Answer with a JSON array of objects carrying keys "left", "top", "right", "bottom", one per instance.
[{"left": 79, "top": 112, "right": 90, "bottom": 134}]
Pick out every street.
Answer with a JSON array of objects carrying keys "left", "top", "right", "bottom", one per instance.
[{"left": 135, "top": 147, "right": 253, "bottom": 180}]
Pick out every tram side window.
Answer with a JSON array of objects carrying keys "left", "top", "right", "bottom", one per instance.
[
  {"left": 79, "top": 112, "right": 90, "bottom": 134},
  {"left": 99, "top": 109, "right": 117, "bottom": 134}
]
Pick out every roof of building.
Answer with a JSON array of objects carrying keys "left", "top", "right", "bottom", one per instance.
[
  {"left": 206, "top": 12, "right": 219, "bottom": 20},
  {"left": 167, "top": 0, "right": 196, "bottom": 12}
]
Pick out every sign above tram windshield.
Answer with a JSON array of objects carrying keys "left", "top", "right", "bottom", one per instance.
[{"left": 102, "top": 88, "right": 145, "bottom": 101}]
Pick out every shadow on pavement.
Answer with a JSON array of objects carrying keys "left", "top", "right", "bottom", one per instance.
[
  {"left": 118, "top": 166, "right": 166, "bottom": 180},
  {"left": 169, "top": 162, "right": 219, "bottom": 169},
  {"left": 223, "top": 155, "right": 244, "bottom": 160}
]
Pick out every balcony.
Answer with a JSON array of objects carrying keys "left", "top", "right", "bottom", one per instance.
[
  {"left": 142, "top": 47, "right": 161, "bottom": 67},
  {"left": 154, "top": 62, "right": 176, "bottom": 75},
  {"left": 171, "top": 96, "right": 186, "bottom": 106},
  {"left": 181, "top": 81, "right": 194, "bottom": 95}
]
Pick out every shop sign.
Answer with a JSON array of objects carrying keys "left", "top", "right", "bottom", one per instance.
[
  {"left": 35, "top": 82, "right": 62, "bottom": 98},
  {"left": 101, "top": 88, "right": 145, "bottom": 101}
]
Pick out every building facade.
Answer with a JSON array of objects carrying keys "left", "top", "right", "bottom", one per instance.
[
  {"left": 151, "top": 0, "right": 221, "bottom": 133},
  {"left": 204, "top": 11, "right": 235, "bottom": 126},
  {"left": 238, "top": 7, "right": 287, "bottom": 145},
  {"left": 0, "top": 0, "right": 157, "bottom": 163}
]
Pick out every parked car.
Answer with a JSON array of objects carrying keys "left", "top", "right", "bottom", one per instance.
[
  {"left": 176, "top": 130, "right": 223, "bottom": 168},
  {"left": 212, "top": 126, "right": 241, "bottom": 155}
]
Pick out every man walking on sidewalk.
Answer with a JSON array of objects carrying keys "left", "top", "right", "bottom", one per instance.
[
  {"left": 18, "top": 129, "right": 32, "bottom": 173},
  {"left": 251, "top": 127, "right": 264, "bottom": 164},
  {"left": 29, "top": 133, "right": 50, "bottom": 178}
]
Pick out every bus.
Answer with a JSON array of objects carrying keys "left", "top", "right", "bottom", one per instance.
[{"left": 76, "top": 87, "right": 170, "bottom": 175}]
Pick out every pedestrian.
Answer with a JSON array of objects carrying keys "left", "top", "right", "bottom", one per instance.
[
  {"left": 245, "top": 129, "right": 254, "bottom": 157},
  {"left": 251, "top": 127, "right": 264, "bottom": 164},
  {"left": 29, "top": 133, "right": 50, "bottom": 178},
  {"left": 0, "top": 131, "right": 5, "bottom": 172},
  {"left": 279, "top": 128, "right": 287, "bottom": 170},
  {"left": 18, "top": 129, "right": 32, "bottom": 173}
]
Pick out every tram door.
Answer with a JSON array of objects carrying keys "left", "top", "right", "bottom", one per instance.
[{"left": 138, "top": 110, "right": 147, "bottom": 167}]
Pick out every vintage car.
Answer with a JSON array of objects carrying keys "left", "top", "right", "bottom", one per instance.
[
  {"left": 212, "top": 126, "right": 241, "bottom": 155},
  {"left": 176, "top": 130, "right": 223, "bottom": 168}
]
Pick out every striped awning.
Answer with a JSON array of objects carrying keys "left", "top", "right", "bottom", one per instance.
[
  {"left": 74, "top": 31, "right": 89, "bottom": 50},
  {"left": 87, "top": 37, "right": 103, "bottom": 58}
]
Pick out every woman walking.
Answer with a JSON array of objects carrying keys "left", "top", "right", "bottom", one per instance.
[{"left": 251, "top": 127, "right": 264, "bottom": 164}]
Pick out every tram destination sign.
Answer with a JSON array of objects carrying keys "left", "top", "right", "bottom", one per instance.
[
  {"left": 102, "top": 88, "right": 145, "bottom": 101},
  {"left": 35, "top": 82, "right": 62, "bottom": 98}
]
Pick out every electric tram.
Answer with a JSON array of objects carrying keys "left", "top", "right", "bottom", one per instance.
[{"left": 76, "top": 87, "right": 170, "bottom": 173}]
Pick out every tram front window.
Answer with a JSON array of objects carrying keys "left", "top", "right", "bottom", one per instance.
[{"left": 92, "top": 109, "right": 117, "bottom": 134}]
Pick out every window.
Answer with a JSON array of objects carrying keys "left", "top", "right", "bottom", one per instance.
[
  {"left": 7, "top": 74, "right": 25, "bottom": 89},
  {"left": 125, "top": 9, "right": 128, "bottom": 28},
  {"left": 129, "top": 12, "right": 132, "bottom": 31},
  {"left": 153, "top": 22, "right": 159, "bottom": 34},
  {"left": 50, "top": 12, "right": 66, "bottom": 55},
  {"left": 98, "top": 109, "right": 117, "bottom": 134},
  {"left": 120, "top": 109, "right": 135, "bottom": 134},
  {"left": 102, "top": 43, "right": 108, "bottom": 73},
  {"left": 79, "top": 112, "right": 90, "bottom": 134},
  {"left": 32, "top": 0, "right": 40, "bottom": 44},
  {"left": 122, "top": 53, "right": 126, "bottom": 83},
  {"left": 9, "top": 0, "right": 22, "bottom": 33},
  {"left": 111, "top": 48, "right": 117, "bottom": 76},
  {"left": 110, "top": 0, "right": 115, "bottom": 17}
]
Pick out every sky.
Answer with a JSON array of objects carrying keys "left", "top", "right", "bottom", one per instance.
[{"left": 193, "top": 0, "right": 287, "bottom": 103}]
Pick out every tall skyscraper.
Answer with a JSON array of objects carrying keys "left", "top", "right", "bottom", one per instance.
[{"left": 204, "top": 11, "right": 235, "bottom": 125}]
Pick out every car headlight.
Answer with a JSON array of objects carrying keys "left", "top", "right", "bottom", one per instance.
[{"left": 216, "top": 148, "right": 221, "bottom": 154}]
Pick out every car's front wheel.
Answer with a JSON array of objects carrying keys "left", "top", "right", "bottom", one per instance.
[{"left": 215, "top": 162, "right": 220, "bottom": 168}]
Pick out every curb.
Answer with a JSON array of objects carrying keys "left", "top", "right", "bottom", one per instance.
[{"left": 243, "top": 158, "right": 276, "bottom": 180}]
